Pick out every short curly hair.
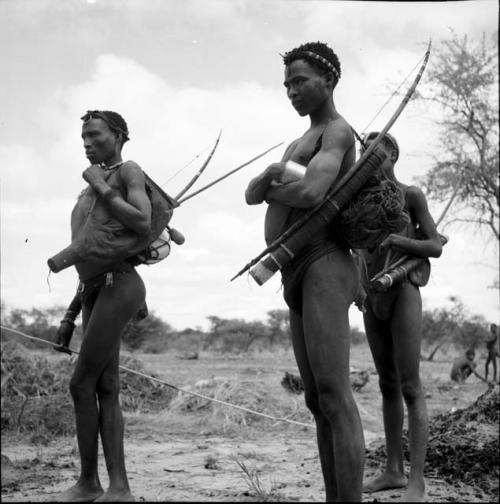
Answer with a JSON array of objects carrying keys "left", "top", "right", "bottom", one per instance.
[
  {"left": 81, "top": 110, "right": 130, "bottom": 143},
  {"left": 282, "top": 41, "right": 341, "bottom": 88}
]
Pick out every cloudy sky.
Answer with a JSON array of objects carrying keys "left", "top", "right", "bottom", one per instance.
[{"left": 1, "top": 0, "right": 498, "bottom": 331}]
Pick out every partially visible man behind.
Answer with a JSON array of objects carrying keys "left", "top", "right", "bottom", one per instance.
[
  {"left": 55, "top": 110, "right": 151, "bottom": 502},
  {"left": 450, "top": 349, "right": 477, "bottom": 382},
  {"left": 245, "top": 42, "right": 364, "bottom": 501},
  {"left": 484, "top": 323, "right": 499, "bottom": 382},
  {"left": 358, "top": 132, "right": 442, "bottom": 502}
]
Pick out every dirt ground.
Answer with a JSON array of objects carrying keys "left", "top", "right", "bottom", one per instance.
[{"left": 1, "top": 345, "right": 498, "bottom": 502}]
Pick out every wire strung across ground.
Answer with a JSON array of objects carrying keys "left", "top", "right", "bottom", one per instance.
[{"left": 0, "top": 325, "right": 314, "bottom": 429}]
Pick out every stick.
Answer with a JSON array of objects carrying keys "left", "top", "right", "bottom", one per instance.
[
  {"left": 177, "top": 142, "right": 284, "bottom": 204},
  {"left": 174, "top": 129, "right": 222, "bottom": 201}
]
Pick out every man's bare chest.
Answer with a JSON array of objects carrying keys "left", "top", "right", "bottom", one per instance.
[
  {"left": 70, "top": 170, "right": 123, "bottom": 234},
  {"left": 285, "top": 131, "right": 323, "bottom": 165}
]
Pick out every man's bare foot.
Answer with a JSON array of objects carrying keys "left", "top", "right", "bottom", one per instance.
[
  {"left": 402, "top": 480, "right": 426, "bottom": 502},
  {"left": 363, "top": 471, "right": 407, "bottom": 493},
  {"left": 55, "top": 482, "right": 104, "bottom": 502},
  {"left": 94, "top": 488, "right": 135, "bottom": 502}
]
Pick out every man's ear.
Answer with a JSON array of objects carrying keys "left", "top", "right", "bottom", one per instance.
[
  {"left": 390, "top": 149, "right": 398, "bottom": 163},
  {"left": 114, "top": 131, "right": 124, "bottom": 147},
  {"left": 325, "top": 70, "right": 335, "bottom": 89}
]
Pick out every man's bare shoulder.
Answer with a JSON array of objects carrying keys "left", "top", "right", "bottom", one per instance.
[
  {"left": 321, "top": 116, "right": 354, "bottom": 150},
  {"left": 119, "top": 160, "right": 145, "bottom": 184},
  {"left": 405, "top": 185, "right": 427, "bottom": 206}
]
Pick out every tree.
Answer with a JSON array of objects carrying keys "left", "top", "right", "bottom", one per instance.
[
  {"left": 417, "top": 32, "right": 499, "bottom": 240},
  {"left": 421, "top": 296, "right": 465, "bottom": 360},
  {"left": 204, "top": 316, "right": 271, "bottom": 353},
  {"left": 266, "top": 309, "right": 290, "bottom": 347},
  {"left": 122, "top": 312, "right": 173, "bottom": 351},
  {"left": 456, "top": 316, "right": 489, "bottom": 352},
  {"left": 1, "top": 304, "right": 68, "bottom": 350}
]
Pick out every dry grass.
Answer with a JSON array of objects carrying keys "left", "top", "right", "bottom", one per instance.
[
  {"left": 233, "top": 457, "right": 285, "bottom": 502},
  {"left": 165, "top": 376, "right": 313, "bottom": 435},
  {"left": 1, "top": 340, "right": 177, "bottom": 442}
]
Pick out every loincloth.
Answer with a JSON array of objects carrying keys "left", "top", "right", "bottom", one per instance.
[
  {"left": 281, "top": 238, "right": 345, "bottom": 315},
  {"left": 77, "top": 262, "right": 147, "bottom": 319}
]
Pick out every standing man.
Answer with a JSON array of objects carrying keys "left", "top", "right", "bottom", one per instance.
[
  {"left": 359, "top": 132, "right": 442, "bottom": 502},
  {"left": 245, "top": 42, "right": 364, "bottom": 502},
  {"left": 485, "top": 323, "right": 498, "bottom": 382},
  {"left": 57, "top": 110, "right": 151, "bottom": 502}
]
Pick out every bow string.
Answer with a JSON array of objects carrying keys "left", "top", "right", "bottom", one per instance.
[{"left": 174, "top": 129, "right": 222, "bottom": 201}]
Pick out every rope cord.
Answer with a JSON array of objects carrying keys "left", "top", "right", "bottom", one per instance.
[
  {"left": 0, "top": 325, "right": 314, "bottom": 429},
  {"left": 339, "top": 176, "right": 410, "bottom": 249}
]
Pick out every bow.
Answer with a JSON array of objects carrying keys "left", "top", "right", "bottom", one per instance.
[
  {"left": 177, "top": 141, "right": 284, "bottom": 205},
  {"left": 174, "top": 129, "right": 222, "bottom": 201},
  {"left": 231, "top": 40, "right": 432, "bottom": 281}
]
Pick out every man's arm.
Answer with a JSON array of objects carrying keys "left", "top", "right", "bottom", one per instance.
[
  {"left": 245, "top": 141, "right": 298, "bottom": 205},
  {"left": 264, "top": 121, "right": 353, "bottom": 208},
  {"left": 379, "top": 186, "right": 443, "bottom": 258},
  {"left": 83, "top": 161, "right": 152, "bottom": 235},
  {"left": 54, "top": 293, "right": 82, "bottom": 354}
]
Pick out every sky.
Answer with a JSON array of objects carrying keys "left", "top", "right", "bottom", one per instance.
[{"left": 1, "top": 0, "right": 498, "bottom": 332}]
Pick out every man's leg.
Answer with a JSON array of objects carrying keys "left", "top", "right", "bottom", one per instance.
[
  {"left": 301, "top": 251, "right": 365, "bottom": 502},
  {"left": 95, "top": 352, "right": 133, "bottom": 502},
  {"left": 391, "top": 283, "right": 427, "bottom": 502},
  {"left": 485, "top": 355, "right": 491, "bottom": 381},
  {"left": 60, "top": 270, "right": 144, "bottom": 502},
  {"left": 289, "top": 311, "right": 337, "bottom": 501},
  {"left": 57, "top": 301, "right": 103, "bottom": 502},
  {"left": 91, "top": 270, "right": 145, "bottom": 502},
  {"left": 362, "top": 306, "right": 407, "bottom": 493}
]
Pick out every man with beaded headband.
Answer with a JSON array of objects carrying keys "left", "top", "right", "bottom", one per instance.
[
  {"left": 245, "top": 41, "right": 365, "bottom": 501},
  {"left": 359, "top": 131, "right": 442, "bottom": 501},
  {"left": 54, "top": 110, "right": 151, "bottom": 502}
]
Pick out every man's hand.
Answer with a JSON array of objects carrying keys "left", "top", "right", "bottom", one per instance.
[
  {"left": 82, "top": 164, "right": 107, "bottom": 189},
  {"left": 53, "top": 320, "right": 75, "bottom": 355},
  {"left": 245, "top": 162, "right": 285, "bottom": 205},
  {"left": 378, "top": 234, "right": 404, "bottom": 254},
  {"left": 265, "top": 162, "right": 286, "bottom": 182}
]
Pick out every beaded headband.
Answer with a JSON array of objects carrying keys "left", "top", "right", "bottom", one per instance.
[
  {"left": 81, "top": 110, "right": 130, "bottom": 141},
  {"left": 297, "top": 51, "right": 340, "bottom": 80}
]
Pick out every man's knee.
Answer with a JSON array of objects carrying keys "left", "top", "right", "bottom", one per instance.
[
  {"left": 316, "top": 379, "right": 350, "bottom": 420},
  {"left": 378, "top": 373, "right": 400, "bottom": 398},
  {"left": 96, "top": 372, "right": 120, "bottom": 399},
  {"left": 69, "top": 375, "right": 93, "bottom": 402},
  {"left": 304, "top": 390, "right": 321, "bottom": 416},
  {"left": 400, "top": 379, "right": 421, "bottom": 405}
]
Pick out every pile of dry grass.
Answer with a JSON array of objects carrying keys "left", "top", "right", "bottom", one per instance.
[
  {"left": 168, "top": 377, "right": 312, "bottom": 434},
  {"left": 119, "top": 354, "right": 177, "bottom": 413},
  {"left": 425, "top": 385, "right": 499, "bottom": 495},
  {"left": 1, "top": 340, "right": 75, "bottom": 439},
  {"left": 366, "top": 385, "right": 499, "bottom": 497},
  {"left": 1, "top": 340, "right": 177, "bottom": 442}
]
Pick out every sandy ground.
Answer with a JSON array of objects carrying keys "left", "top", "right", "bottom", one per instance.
[{"left": 1, "top": 345, "right": 497, "bottom": 502}]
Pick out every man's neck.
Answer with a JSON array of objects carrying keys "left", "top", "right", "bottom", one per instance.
[
  {"left": 309, "top": 99, "right": 337, "bottom": 127},
  {"left": 103, "top": 154, "right": 123, "bottom": 168}
]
